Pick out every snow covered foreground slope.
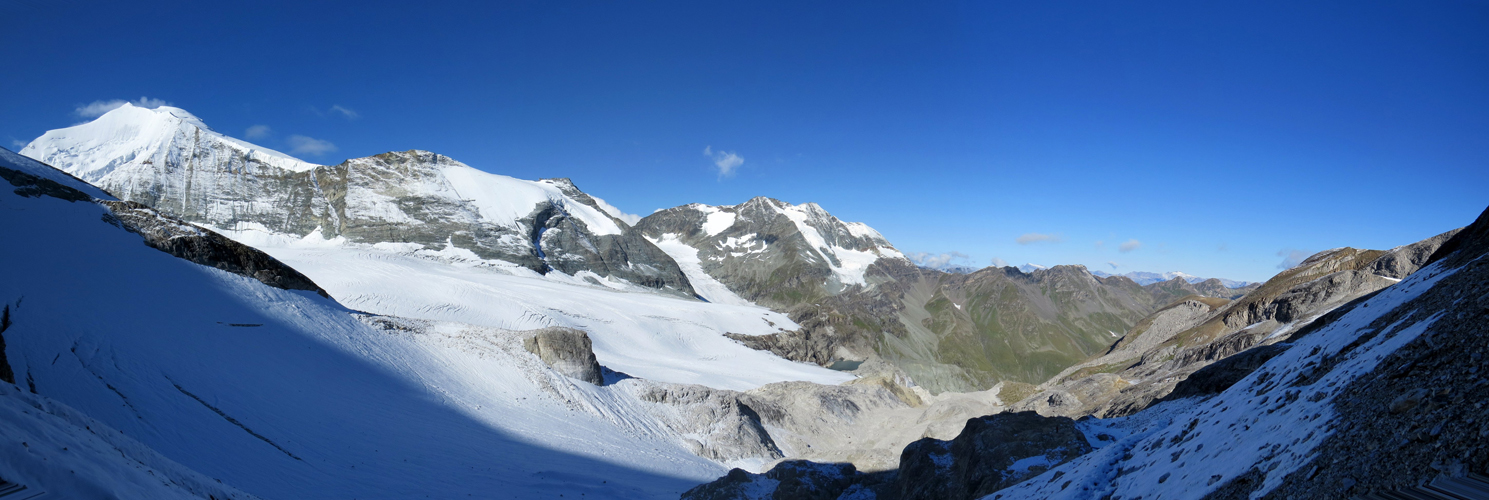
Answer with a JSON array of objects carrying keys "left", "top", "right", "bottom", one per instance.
[
  {"left": 0, "top": 149, "right": 839, "bottom": 498},
  {"left": 0, "top": 384, "right": 259, "bottom": 499}
]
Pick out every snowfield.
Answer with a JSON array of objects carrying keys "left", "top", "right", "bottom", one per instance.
[
  {"left": 216, "top": 226, "right": 851, "bottom": 391},
  {"left": 0, "top": 152, "right": 841, "bottom": 499}
]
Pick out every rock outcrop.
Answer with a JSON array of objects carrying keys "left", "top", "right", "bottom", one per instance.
[
  {"left": 521, "top": 327, "right": 604, "bottom": 385},
  {"left": 1015, "top": 226, "right": 1463, "bottom": 419},
  {"left": 101, "top": 200, "right": 328, "bottom": 296},
  {"left": 680, "top": 411, "right": 1092, "bottom": 500}
]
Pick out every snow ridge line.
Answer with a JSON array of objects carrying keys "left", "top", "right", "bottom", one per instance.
[{"left": 171, "top": 383, "right": 302, "bottom": 461}]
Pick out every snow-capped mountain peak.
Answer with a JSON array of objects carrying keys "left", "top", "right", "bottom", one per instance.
[
  {"left": 634, "top": 197, "right": 907, "bottom": 303},
  {"left": 1018, "top": 263, "right": 1048, "bottom": 273},
  {"left": 21, "top": 103, "right": 318, "bottom": 185}
]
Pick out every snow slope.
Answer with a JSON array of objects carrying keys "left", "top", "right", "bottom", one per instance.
[
  {"left": 0, "top": 156, "right": 841, "bottom": 498},
  {"left": 0, "top": 384, "right": 258, "bottom": 500},
  {"left": 994, "top": 257, "right": 1464, "bottom": 499}
]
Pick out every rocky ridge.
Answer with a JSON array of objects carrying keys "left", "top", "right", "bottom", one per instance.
[
  {"left": 22, "top": 106, "right": 695, "bottom": 296},
  {"left": 1011, "top": 227, "right": 1461, "bottom": 419}
]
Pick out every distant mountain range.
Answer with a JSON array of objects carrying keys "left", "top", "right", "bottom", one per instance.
[
  {"left": 916, "top": 261, "right": 1254, "bottom": 289},
  {"left": 1091, "top": 269, "right": 1252, "bottom": 288}
]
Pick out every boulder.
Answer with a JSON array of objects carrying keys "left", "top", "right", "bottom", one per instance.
[{"left": 522, "top": 327, "right": 604, "bottom": 385}]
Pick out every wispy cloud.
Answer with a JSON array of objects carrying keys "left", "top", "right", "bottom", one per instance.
[
  {"left": 990, "top": 257, "right": 1010, "bottom": 268},
  {"left": 1119, "top": 239, "right": 1142, "bottom": 253},
  {"left": 1107, "top": 261, "right": 1119, "bottom": 270},
  {"left": 286, "top": 135, "right": 337, "bottom": 156},
  {"left": 1276, "top": 248, "right": 1313, "bottom": 270},
  {"left": 703, "top": 145, "right": 744, "bottom": 178},
  {"left": 10, "top": 139, "right": 25, "bottom": 149},
  {"left": 74, "top": 96, "right": 170, "bottom": 118},
  {"left": 908, "top": 251, "right": 970, "bottom": 269},
  {"left": 245, "top": 125, "right": 272, "bottom": 139},
  {"left": 329, "top": 105, "right": 359, "bottom": 119},
  {"left": 1016, "top": 233, "right": 1063, "bottom": 245}
]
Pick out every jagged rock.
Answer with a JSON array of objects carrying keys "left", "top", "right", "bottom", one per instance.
[
  {"left": 683, "top": 411, "right": 1094, "bottom": 499},
  {"left": 680, "top": 460, "right": 871, "bottom": 500},
  {"left": 0, "top": 160, "right": 93, "bottom": 202},
  {"left": 633, "top": 383, "right": 783, "bottom": 464},
  {"left": 895, "top": 411, "right": 1092, "bottom": 500},
  {"left": 101, "top": 201, "right": 328, "bottom": 296},
  {"left": 521, "top": 327, "right": 604, "bottom": 385},
  {"left": 0, "top": 305, "right": 12, "bottom": 384},
  {"left": 1167, "top": 343, "right": 1291, "bottom": 399}
]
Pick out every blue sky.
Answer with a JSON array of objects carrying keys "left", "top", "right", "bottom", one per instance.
[{"left": 2, "top": 1, "right": 1485, "bottom": 282}]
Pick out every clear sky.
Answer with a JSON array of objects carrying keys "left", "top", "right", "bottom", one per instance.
[{"left": 3, "top": 1, "right": 1485, "bottom": 283}]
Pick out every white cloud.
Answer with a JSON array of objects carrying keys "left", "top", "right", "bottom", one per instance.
[
  {"left": 74, "top": 96, "right": 170, "bottom": 118},
  {"left": 1016, "top": 233, "right": 1063, "bottom": 245},
  {"left": 990, "top": 257, "right": 1010, "bottom": 268},
  {"left": 1107, "top": 261, "right": 1120, "bottom": 270},
  {"left": 245, "top": 125, "right": 272, "bottom": 139},
  {"left": 329, "top": 105, "right": 359, "bottom": 119},
  {"left": 909, "top": 251, "right": 970, "bottom": 269},
  {"left": 1119, "top": 239, "right": 1142, "bottom": 253},
  {"left": 703, "top": 145, "right": 744, "bottom": 178},
  {"left": 286, "top": 135, "right": 337, "bottom": 156},
  {"left": 10, "top": 139, "right": 24, "bottom": 149},
  {"left": 1276, "top": 249, "right": 1313, "bottom": 270}
]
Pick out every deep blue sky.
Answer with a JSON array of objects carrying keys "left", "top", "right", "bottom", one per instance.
[{"left": 3, "top": 1, "right": 1486, "bottom": 282}]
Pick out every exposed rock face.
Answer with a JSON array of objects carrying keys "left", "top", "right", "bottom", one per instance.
[
  {"left": 896, "top": 412, "right": 1092, "bottom": 500},
  {"left": 23, "top": 107, "right": 695, "bottom": 296},
  {"left": 680, "top": 461, "right": 866, "bottom": 500},
  {"left": 521, "top": 327, "right": 604, "bottom": 385},
  {"left": 680, "top": 411, "right": 1092, "bottom": 500},
  {"left": 634, "top": 383, "right": 784, "bottom": 463},
  {"left": 0, "top": 161, "right": 94, "bottom": 202},
  {"left": 101, "top": 200, "right": 328, "bottom": 296},
  {"left": 1015, "top": 227, "right": 1463, "bottom": 419},
  {"left": 0, "top": 305, "right": 12, "bottom": 384}
]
